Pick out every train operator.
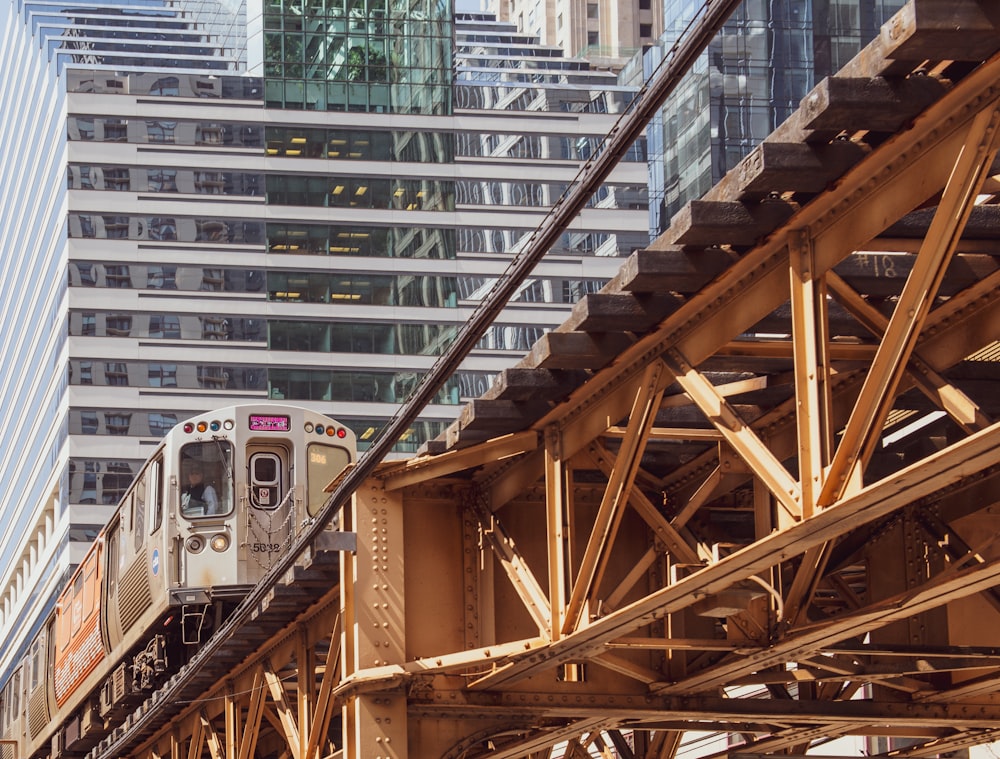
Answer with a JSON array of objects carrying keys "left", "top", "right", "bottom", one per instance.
[{"left": 182, "top": 462, "right": 219, "bottom": 515}]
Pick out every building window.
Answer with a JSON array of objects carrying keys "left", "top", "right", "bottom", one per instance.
[
  {"left": 147, "top": 266, "right": 177, "bottom": 290},
  {"left": 149, "top": 77, "right": 180, "bottom": 96},
  {"left": 103, "top": 216, "right": 129, "bottom": 239},
  {"left": 105, "top": 265, "right": 131, "bottom": 288},
  {"left": 103, "top": 120, "right": 127, "bottom": 142},
  {"left": 148, "top": 169, "right": 177, "bottom": 192},
  {"left": 80, "top": 313, "right": 96, "bottom": 336},
  {"left": 149, "top": 218, "right": 177, "bottom": 241},
  {"left": 80, "top": 412, "right": 99, "bottom": 434},
  {"left": 146, "top": 121, "right": 177, "bottom": 143},
  {"left": 198, "top": 366, "right": 230, "bottom": 389},
  {"left": 640, "top": 22, "right": 653, "bottom": 37},
  {"left": 105, "top": 362, "right": 129, "bottom": 385},
  {"left": 194, "top": 171, "right": 226, "bottom": 194},
  {"left": 148, "top": 315, "right": 181, "bottom": 339},
  {"left": 106, "top": 413, "right": 132, "bottom": 436},
  {"left": 586, "top": 3, "right": 598, "bottom": 18},
  {"left": 81, "top": 462, "right": 98, "bottom": 504},
  {"left": 148, "top": 413, "right": 178, "bottom": 437},
  {"left": 148, "top": 364, "right": 178, "bottom": 387},
  {"left": 105, "top": 316, "right": 132, "bottom": 337},
  {"left": 587, "top": 31, "right": 599, "bottom": 46},
  {"left": 75, "top": 264, "right": 96, "bottom": 286},
  {"left": 201, "top": 316, "right": 232, "bottom": 341},
  {"left": 102, "top": 462, "right": 134, "bottom": 505},
  {"left": 104, "top": 168, "right": 131, "bottom": 190},
  {"left": 196, "top": 123, "right": 224, "bottom": 144},
  {"left": 72, "top": 118, "right": 95, "bottom": 140}
]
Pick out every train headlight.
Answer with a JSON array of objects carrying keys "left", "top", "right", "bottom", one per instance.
[
  {"left": 210, "top": 533, "right": 230, "bottom": 552},
  {"left": 304, "top": 422, "right": 314, "bottom": 433},
  {"left": 186, "top": 536, "right": 205, "bottom": 553},
  {"left": 223, "top": 419, "right": 234, "bottom": 430}
]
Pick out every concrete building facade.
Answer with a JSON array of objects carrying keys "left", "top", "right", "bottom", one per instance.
[{"left": 0, "top": 0, "right": 647, "bottom": 685}]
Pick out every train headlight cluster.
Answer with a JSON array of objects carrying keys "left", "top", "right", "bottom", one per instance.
[
  {"left": 182, "top": 418, "right": 234, "bottom": 434},
  {"left": 186, "top": 534, "right": 230, "bottom": 552},
  {"left": 307, "top": 423, "right": 348, "bottom": 438}
]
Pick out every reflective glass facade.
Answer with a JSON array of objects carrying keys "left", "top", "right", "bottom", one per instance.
[
  {"left": 262, "top": 0, "right": 451, "bottom": 113},
  {"left": 2, "top": 0, "right": 251, "bottom": 684},
  {"left": 0, "top": 0, "right": 73, "bottom": 669},
  {"left": 649, "top": 0, "right": 904, "bottom": 232}
]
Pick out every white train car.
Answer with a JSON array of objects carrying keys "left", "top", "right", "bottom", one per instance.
[{"left": 0, "top": 404, "right": 356, "bottom": 759}]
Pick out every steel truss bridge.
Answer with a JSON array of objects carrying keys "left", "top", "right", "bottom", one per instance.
[{"left": 81, "top": 1, "right": 1000, "bottom": 757}]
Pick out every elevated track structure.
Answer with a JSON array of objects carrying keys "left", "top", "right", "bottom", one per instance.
[{"left": 74, "top": 1, "right": 1000, "bottom": 757}]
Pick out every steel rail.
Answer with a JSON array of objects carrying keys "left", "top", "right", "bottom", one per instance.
[{"left": 92, "top": 2, "right": 742, "bottom": 756}]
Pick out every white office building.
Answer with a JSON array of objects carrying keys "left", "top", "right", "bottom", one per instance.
[{"left": 0, "top": 0, "right": 647, "bottom": 684}]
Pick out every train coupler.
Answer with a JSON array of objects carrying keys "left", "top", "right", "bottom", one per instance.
[{"left": 132, "top": 634, "right": 168, "bottom": 691}]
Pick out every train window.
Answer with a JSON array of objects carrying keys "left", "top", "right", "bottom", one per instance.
[
  {"left": 249, "top": 452, "right": 282, "bottom": 509},
  {"left": 9, "top": 671, "right": 18, "bottom": 721},
  {"left": 150, "top": 458, "right": 164, "bottom": 533},
  {"left": 84, "top": 556, "right": 97, "bottom": 620},
  {"left": 29, "top": 636, "right": 42, "bottom": 691},
  {"left": 180, "top": 442, "right": 233, "bottom": 517},
  {"left": 57, "top": 601, "right": 70, "bottom": 650},
  {"left": 71, "top": 573, "right": 84, "bottom": 633},
  {"left": 106, "top": 521, "right": 120, "bottom": 599},
  {"left": 134, "top": 471, "right": 146, "bottom": 551},
  {"left": 306, "top": 443, "right": 351, "bottom": 517}
]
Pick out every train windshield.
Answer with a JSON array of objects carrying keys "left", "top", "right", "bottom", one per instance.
[
  {"left": 306, "top": 443, "right": 352, "bottom": 517},
  {"left": 180, "top": 441, "right": 234, "bottom": 517}
]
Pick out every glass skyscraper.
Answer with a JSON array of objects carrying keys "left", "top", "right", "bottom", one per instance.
[
  {"left": 259, "top": 0, "right": 452, "bottom": 113},
  {"left": 648, "top": 0, "right": 904, "bottom": 234},
  {"left": 0, "top": 0, "right": 647, "bottom": 686}
]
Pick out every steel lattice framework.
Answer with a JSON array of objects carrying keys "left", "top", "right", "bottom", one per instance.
[{"left": 80, "top": 2, "right": 1000, "bottom": 758}]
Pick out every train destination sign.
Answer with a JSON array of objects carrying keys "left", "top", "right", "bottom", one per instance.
[{"left": 249, "top": 414, "right": 291, "bottom": 432}]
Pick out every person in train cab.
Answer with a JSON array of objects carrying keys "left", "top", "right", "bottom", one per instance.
[{"left": 182, "top": 462, "right": 219, "bottom": 515}]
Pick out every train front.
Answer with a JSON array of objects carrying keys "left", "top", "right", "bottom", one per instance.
[{"left": 167, "top": 405, "right": 356, "bottom": 608}]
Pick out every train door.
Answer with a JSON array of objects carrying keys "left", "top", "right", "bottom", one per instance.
[
  {"left": 102, "top": 517, "right": 124, "bottom": 648},
  {"left": 143, "top": 457, "right": 166, "bottom": 611},
  {"left": 243, "top": 443, "right": 293, "bottom": 583},
  {"left": 9, "top": 669, "right": 21, "bottom": 748},
  {"left": 25, "top": 629, "right": 49, "bottom": 741}
]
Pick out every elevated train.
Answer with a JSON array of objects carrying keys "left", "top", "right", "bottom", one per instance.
[{"left": 0, "top": 405, "right": 356, "bottom": 759}]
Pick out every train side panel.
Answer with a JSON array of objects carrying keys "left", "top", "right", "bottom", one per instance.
[{"left": 53, "top": 541, "right": 106, "bottom": 707}]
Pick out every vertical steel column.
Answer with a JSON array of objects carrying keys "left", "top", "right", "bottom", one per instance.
[{"left": 342, "top": 482, "right": 407, "bottom": 758}]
